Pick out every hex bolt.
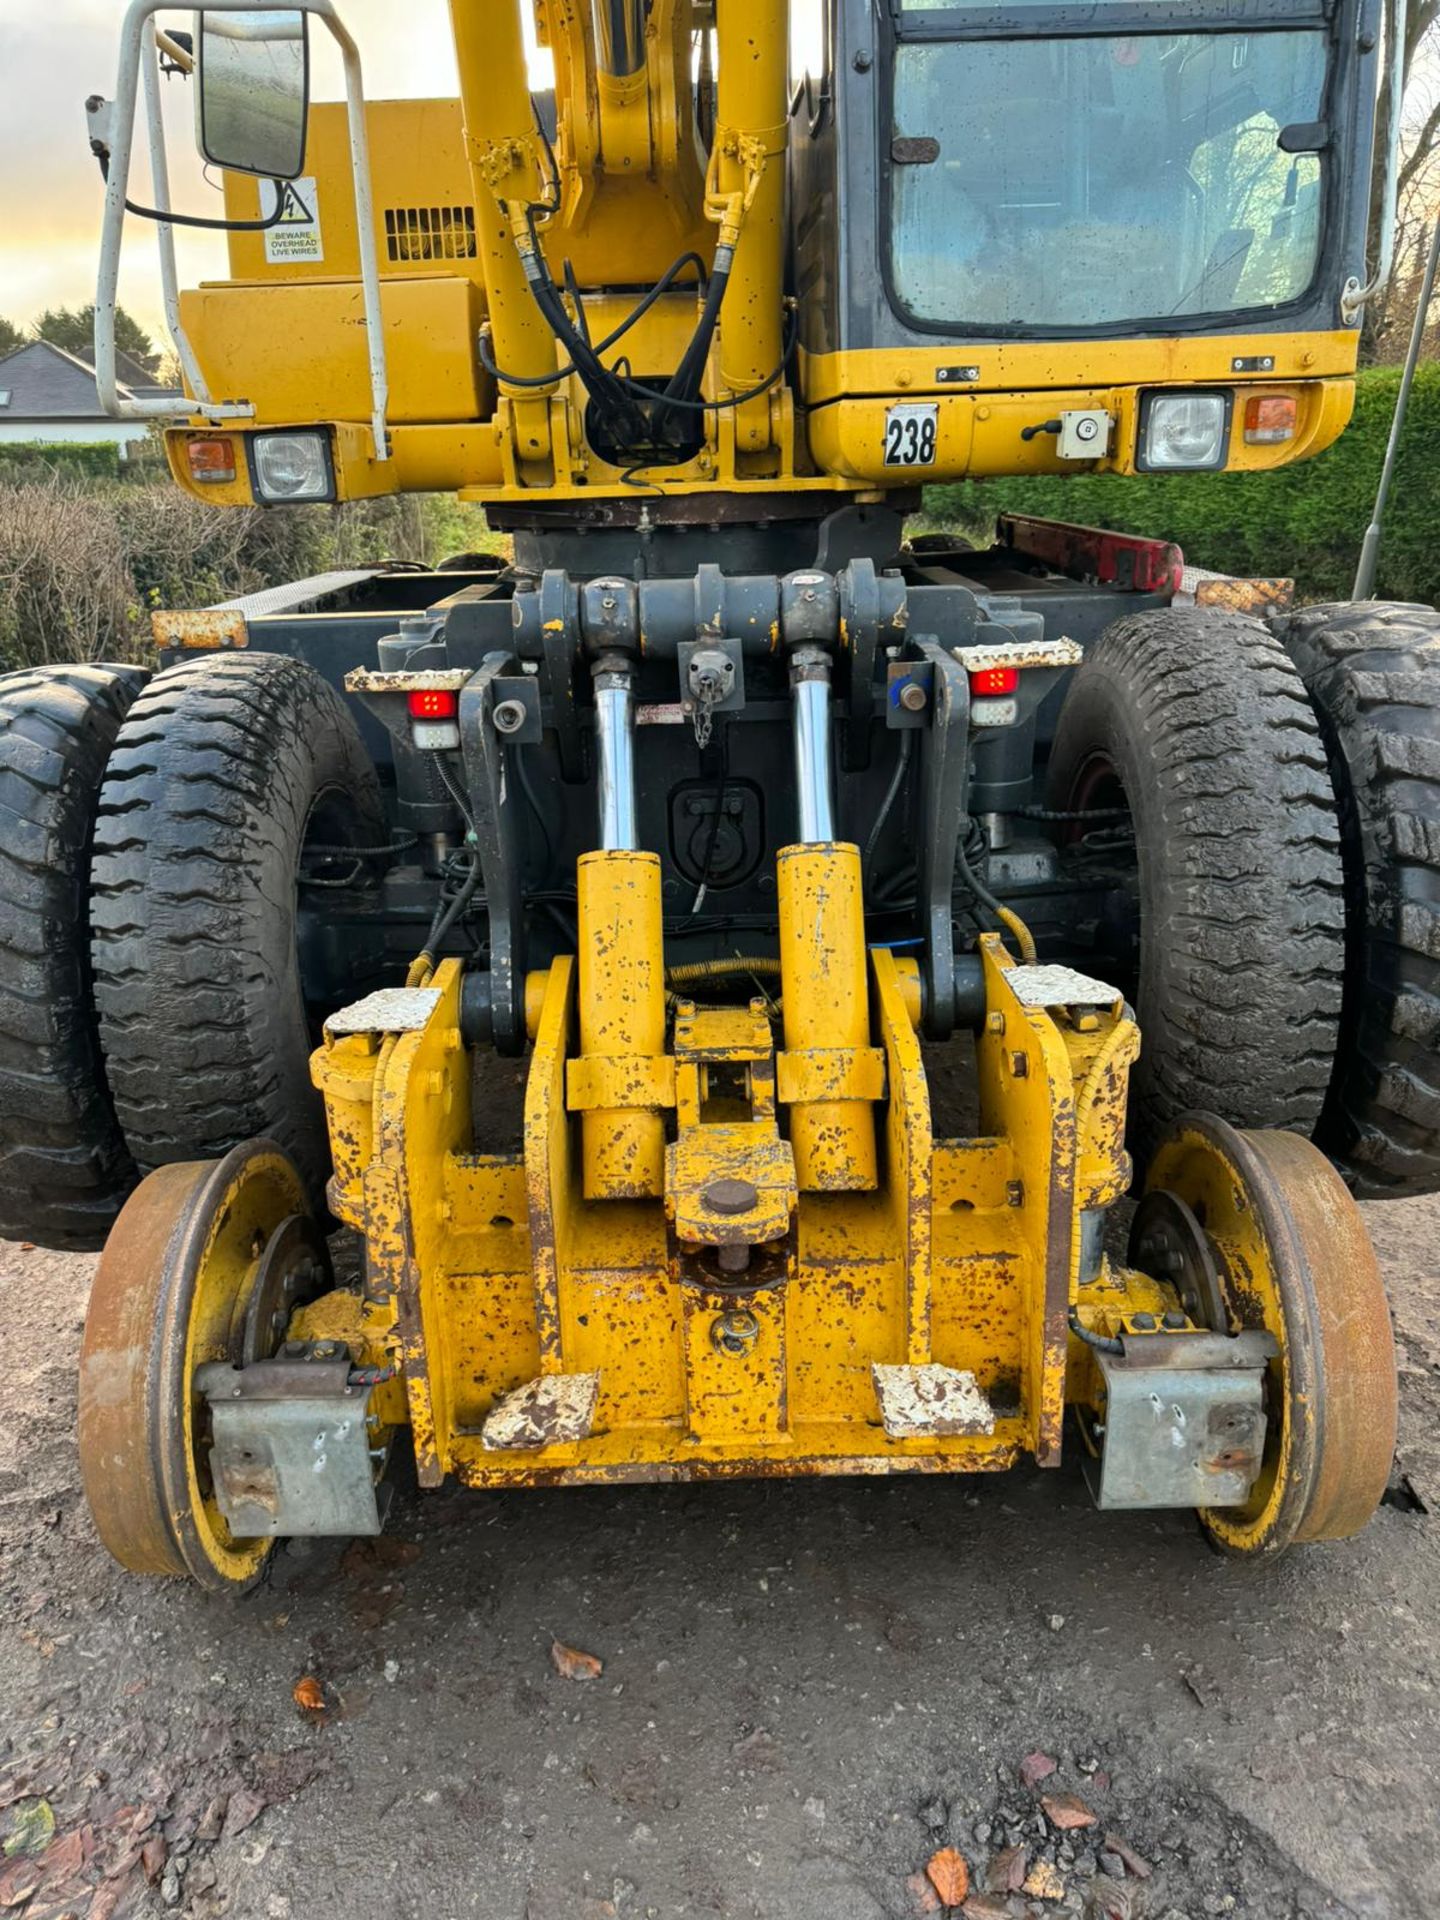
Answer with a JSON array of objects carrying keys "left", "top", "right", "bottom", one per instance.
[
  {"left": 987, "top": 1011, "right": 1006, "bottom": 1035},
  {"left": 1130, "top": 1312, "right": 1157, "bottom": 1331},
  {"left": 1009, "top": 1051, "right": 1028, "bottom": 1077},
  {"left": 1162, "top": 1310, "right": 1187, "bottom": 1329},
  {"left": 493, "top": 698, "right": 527, "bottom": 735},
  {"left": 898, "top": 682, "right": 927, "bottom": 713},
  {"left": 1006, "top": 1180, "right": 1024, "bottom": 1208}
]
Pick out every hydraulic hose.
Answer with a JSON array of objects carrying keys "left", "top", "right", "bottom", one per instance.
[
  {"left": 956, "top": 833, "right": 1038, "bottom": 963},
  {"left": 665, "top": 957, "right": 783, "bottom": 988}
]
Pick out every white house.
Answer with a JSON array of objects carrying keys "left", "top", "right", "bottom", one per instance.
[{"left": 0, "top": 339, "right": 178, "bottom": 457}]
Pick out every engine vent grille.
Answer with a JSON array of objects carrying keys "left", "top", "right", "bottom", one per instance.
[{"left": 384, "top": 205, "right": 478, "bottom": 263}]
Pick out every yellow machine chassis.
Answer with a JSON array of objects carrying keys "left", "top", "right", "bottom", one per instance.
[{"left": 307, "top": 910, "right": 1145, "bottom": 1489}]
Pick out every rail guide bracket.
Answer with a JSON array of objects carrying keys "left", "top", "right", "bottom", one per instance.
[
  {"left": 196, "top": 1350, "right": 389, "bottom": 1539},
  {"left": 1084, "top": 1329, "right": 1277, "bottom": 1511}
]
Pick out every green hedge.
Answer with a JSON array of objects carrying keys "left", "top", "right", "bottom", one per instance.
[
  {"left": 925, "top": 364, "right": 1440, "bottom": 606},
  {"left": 0, "top": 441, "right": 128, "bottom": 483},
  {"left": 0, "top": 477, "right": 506, "bottom": 672}
]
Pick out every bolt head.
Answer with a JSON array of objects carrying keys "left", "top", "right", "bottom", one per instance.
[
  {"left": 898, "top": 682, "right": 927, "bottom": 712},
  {"left": 704, "top": 1177, "right": 759, "bottom": 1215}
]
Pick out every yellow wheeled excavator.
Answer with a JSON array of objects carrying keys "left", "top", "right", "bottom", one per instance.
[{"left": 2, "top": 0, "right": 1428, "bottom": 1586}]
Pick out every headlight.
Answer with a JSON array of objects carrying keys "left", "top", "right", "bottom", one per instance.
[
  {"left": 1138, "top": 393, "right": 1230, "bottom": 472},
  {"left": 250, "top": 431, "right": 333, "bottom": 503}
]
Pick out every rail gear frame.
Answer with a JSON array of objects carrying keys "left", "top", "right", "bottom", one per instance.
[{"left": 4, "top": 0, "right": 1428, "bottom": 1580}]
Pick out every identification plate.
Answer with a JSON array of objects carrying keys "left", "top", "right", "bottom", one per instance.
[{"left": 883, "top": 402, "right": 939, "bottom": 468}]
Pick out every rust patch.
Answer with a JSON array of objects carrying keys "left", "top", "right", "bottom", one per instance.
[
  {"left": 1191, "top": 575, "right": 1294, "bottom": 615},
  {"left": 152, "top": 607, "right": 247, "bottom": 651}
]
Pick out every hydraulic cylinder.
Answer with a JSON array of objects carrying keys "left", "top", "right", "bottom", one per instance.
[
  {"left": 575, "top": 655, "right": 665, "bottom": 1198},
  {"left": 576, "top": 851, "right": 667, "bottom": 1198},
  {"left": 776, "top": 649, "right": 878, "bottom": 1191}
]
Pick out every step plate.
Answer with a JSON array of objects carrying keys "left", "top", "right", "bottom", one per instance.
[{"left": 872, "top": 1363, "right": 996, "bottom": 1440}]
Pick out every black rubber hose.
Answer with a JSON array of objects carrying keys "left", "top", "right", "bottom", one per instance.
[{"left": 1068, "top": 1307, "right": 1124, "bottom": 1355}]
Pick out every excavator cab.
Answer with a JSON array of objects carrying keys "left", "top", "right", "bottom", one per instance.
[{"left": 0, "top": 0, "right": 1424, "bottom": 1587}]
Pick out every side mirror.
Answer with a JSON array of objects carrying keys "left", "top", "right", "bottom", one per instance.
[{"left": 196, "top": 9, "right": 309, "bottom": 180}]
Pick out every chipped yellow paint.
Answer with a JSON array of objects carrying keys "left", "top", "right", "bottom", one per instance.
[
  {"left": 306, "top": 918, "right": 1170, "bottom": 1490},
  {"left": 666, "top": 997, "right": 797, "bottom": 1258},
  {"left": 776, "top": 842, "right": 879, "bottom": 1191},
  {"left": 572, "top": 851, "right": 669, "bottom": 1199}
]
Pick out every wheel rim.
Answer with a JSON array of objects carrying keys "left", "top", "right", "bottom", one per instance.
[
  {"left": 295, "top": 781, "right": 387, "bottom": 1026},
  {"left": 79, "top": 1140, "right": 314, "bottom": 1590},
  {"left": 1060, "top": 751, "right": 1140, "bottom": 1001},
  {"left": 1145, "top": 1116, "right": 1397, "bottom": 1555}
]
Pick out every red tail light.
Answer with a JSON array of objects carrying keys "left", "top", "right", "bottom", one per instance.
[
  {"left": 408, "top": 689, "right": 459, "bottom": 720},
  {"left": 969, "top": 666, "right": 1020, "bottom": 697}
]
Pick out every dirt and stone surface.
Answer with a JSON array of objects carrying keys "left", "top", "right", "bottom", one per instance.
[{"left": 1, "top": 1199, "right": 1437, "bottom": 1920}]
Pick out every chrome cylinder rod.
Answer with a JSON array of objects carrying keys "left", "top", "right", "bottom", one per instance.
[
  {"left": 594, "top": 656, "right": 638, "bottom": 852},
  {"left": 790, "top": 646, "right": 836, "bottom": 844},
  {"left": 593, "top": 0, "right": 645, "bottom": 75}
]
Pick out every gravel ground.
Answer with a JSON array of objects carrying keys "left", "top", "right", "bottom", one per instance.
[{"left": 1, "top": 1197, "right": 1437, "bottom": 1920}]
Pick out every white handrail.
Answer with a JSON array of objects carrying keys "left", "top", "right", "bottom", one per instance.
[
  {"left": 94, "top": 0, "right": 390, "bottom": 457},
  {"left": 140, "top": 21, "right": 216, "bottom": 409},
  {"left": 1342, "top": 0, "right": 1408, "bottom": 323}
]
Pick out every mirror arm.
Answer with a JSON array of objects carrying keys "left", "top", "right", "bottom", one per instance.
[{"left": 91, "top": 142, "right": 288, "bottom": 232}]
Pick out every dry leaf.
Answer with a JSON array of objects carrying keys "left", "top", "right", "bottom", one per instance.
[
  {"left": 292, "top": 1676, "right": 326, "bottom": 1716},
  {"left": 0, "top": 1857, "right": 42, "bottom": 1909},
  {"left": 1018, "top": 1750, "right": 1057, "bottom": 1787},
  {"left": 1102, "top": 1833, "right": 1152, "bottom": 1880},
  {"left": 550, "top": 1639, "right": 603, "bottom": 1681},
  {"left": 221, "top": 1789, "right": 265, "bottom": 1838},
  {"left": 40, "top": 1828, "right": 86, "bottom": 1880},
  {"left": 984, "top": 1844, "right": 1027, "bottom": 1894},
  {"left": 1041, "top": 1790, "right": 1097, "bottom": 1831},
  {"left": 1023, "top": 1860, "right": 1065, "bottom": 1901},
  {"left": 2, "top": 1800, "right": 54, "bottom": 1859},
  {"left": 924, "top": 1845, "right": 970, "bottom": 1907},
  {"left": 905, "top": 1869, "right": 941, "bottom": 1914}
]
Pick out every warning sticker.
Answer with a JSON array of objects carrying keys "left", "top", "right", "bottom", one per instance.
[{"left": 261, "top": 176, "right": 323, "bottom": 264}]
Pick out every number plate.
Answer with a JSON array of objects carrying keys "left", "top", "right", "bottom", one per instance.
[{"left": 883, "top": 402, "right": 939, "bottom": 468}]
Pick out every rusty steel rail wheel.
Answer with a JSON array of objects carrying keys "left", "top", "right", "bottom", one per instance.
[
  {"left": 1144, "top": 1116, "right": 1398, "bottom": 1556},
  {"left": 78, "top": 1139, "right": 324, "bottom": 1592}
]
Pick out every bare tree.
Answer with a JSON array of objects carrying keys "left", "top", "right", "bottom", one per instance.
[{"left": 1362, "top": 4, "right": 1440, "bottom": 361}]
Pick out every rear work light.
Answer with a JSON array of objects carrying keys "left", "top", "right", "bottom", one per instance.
[
  {"left": 250, "top": 430, "right": 334, "bottom": 504},
  {"left": 407, "top": 685, "right": 461, "bottom": 752},
  {"left": 185, "top": 437, "right": 236, "bottom": 484},
  {"left": 407, "top": 689, "right": 459, "bottom": 720},
  {"left": 1243, "top": 394, "right": 1297, "bottom": 446},
  {"left": 969, "top": 665, "right": 1020, "bottom": 697}
]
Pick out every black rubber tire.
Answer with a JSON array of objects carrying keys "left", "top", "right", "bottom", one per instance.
[
  {"left": 1280, "top": 601, "right": 1440, "bottom": 1197},
  {"left": 1048, "top": 607, "right": 1346, "bottom": 1162},
  {"left": 91, "top": 652, "right": 384, "bottom": 1211},
  {"left": 0, "top": 663, "right": 150, "bottom": 1250}
]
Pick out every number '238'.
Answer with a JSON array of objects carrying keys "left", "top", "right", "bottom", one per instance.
[{"left": 883, "top": 409, "right": 937, "bottom": 466}]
